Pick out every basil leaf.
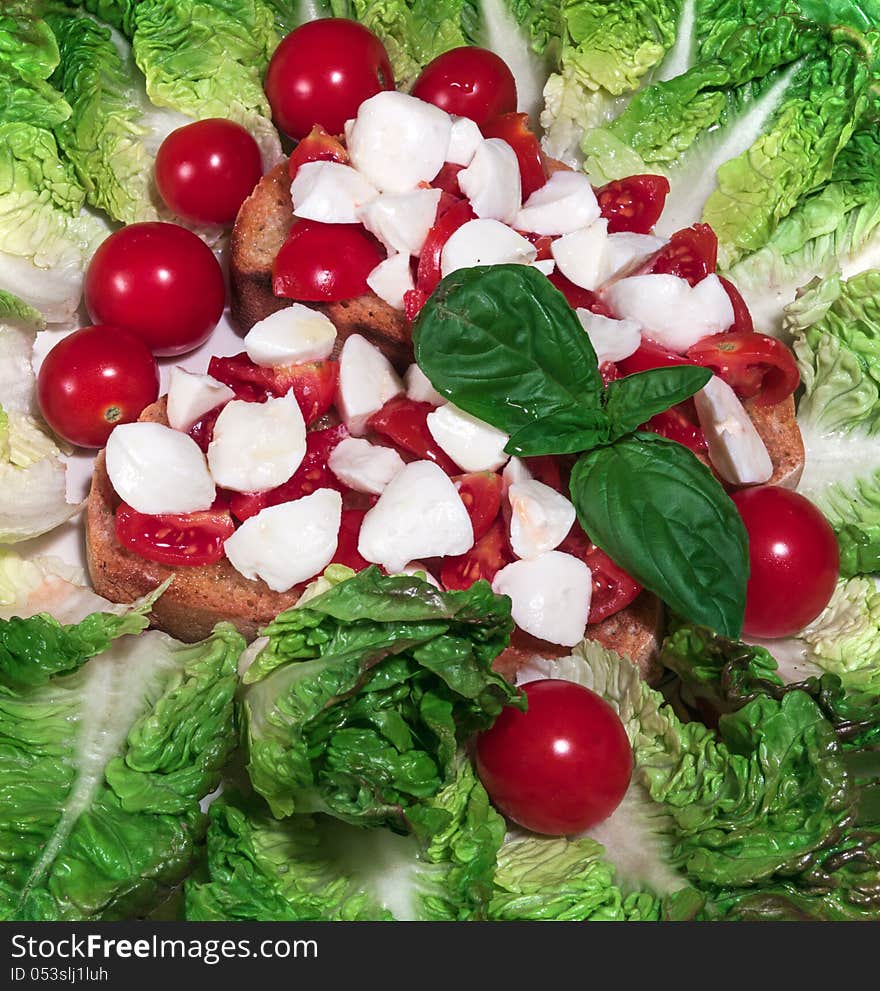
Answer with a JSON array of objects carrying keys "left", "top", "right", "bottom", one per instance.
[
  {"left": 413, "top": 265, "right": 604, "bottom": 436},
  {"left": 604, "top": 366, "right": 712, "bottom": 439},
  {"left": 569, "top": 433, "right": 748, "bottom": 638},
  {"left": 506, "top": 408, "right": 612, "bottom": 456}
]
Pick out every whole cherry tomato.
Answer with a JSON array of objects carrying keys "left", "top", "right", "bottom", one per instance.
[
  {"left": 412, "top": 46, "right": 517, "bottom": 126},
  {"left": 37, "top": 325, "right": 159, "bottom": 448}
]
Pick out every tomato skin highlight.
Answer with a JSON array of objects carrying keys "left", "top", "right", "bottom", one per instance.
[
  {"left": 732, "top": 486, "right": 840, "bottom": 639},
  {"left": 412, "top": 46, "right": 517, "bottom": 126},
  {"left": 115, "top": 499, "right": 235, "bottom": 567},
  {"left": 476, "top": 679, "right": 633, "bottom": 835},
  {"left": 686, "top": 331, "right": 800, "bottom": 406},
  {"left": 36, "top": 325, "right": 159, "bottom": 449},
  {"left": 596, "top": 174, "right": 670, "bottom": 234}
]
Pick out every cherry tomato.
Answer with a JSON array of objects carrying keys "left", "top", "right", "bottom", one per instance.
[
  {"left": 644, "top": 405, "right": 707, "bottom": 453},
  {"left": 718, "top": 276, "right": 754, "bottom": 334},
  {"left": 600, "top": 361, "right": 620, "bottom": 387},
  {"left": 475, "top": 679, "right": 633, "bottom": 835},
  {"left": 441, "top": 517, "right": 512, "bottom": 591},
  {"left": 686, "top": 331, "right": 800, "bottom": 407},
  {"left": 265, "top": 19, "right": 394, "bottom": 139},
  {"left": 404, "top": 288, "right": 429, "bottom": 322},
  {"left": 731, "top": 487, "right": 839, "bottom": 639},
  {"left": 416, "top": 198, "right": 475, "bottom": 295},
  {"left": 481, "top": 113, "right": 547, "bottom": 200},
  {"left": 332, "top": 508, "right": 372, "bottom": 572},
  {"left": 84, "top": 222, "right": 225, "bottom": 356},
  {"left": 288, "top": 125, "right": 349, "bottom": 181},
  {"left": 187, "top": 405, "right": 224, "bottom": 453},
  {"left": 431, "top": 163, "right": 464, "bottom": 197},
  {"left": 547, "top": 270, "right": 615, "bottom": 315},
  {"left": 155, "top": 118, "right": 263, "bottom": 227},
  {"left": 617, "top": 339, "right": 698, "bottom": 376},
  {"left": 273, "top": 220, "right": 385, "bottom": 302},
  {"left": 411, "top": 46, "right": 517, "bottom": 126},
  {"left": 367, "top": 396, "right": 462, "bottom": 475},
  {"left": 36, "top": 325, "right": 159, "bottom": 449},
  {"left": 115, "top": 498, "right": 234, "bottom": 567},
  {"left": 558, "top": 522, "right": 642, "bottom": 623},
  {"left": 596, "top": 174, "right": 670, "bottom": 235},
  {"left": 522, "top": 455, "right": 564, "bottom": 492},
  {"left": 207, "top": 353, "right": 338, "bottom": 423},
  {"left": 649, "top": 223, "right": 718, "bottom": 285},
  {"left": 454, "top": 472, "right": 503, "bottom": 541}
]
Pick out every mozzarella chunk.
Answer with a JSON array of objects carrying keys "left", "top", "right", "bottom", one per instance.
[
  {"left": 694, "top": 375, "right": 773, "bottom": 486},
  {"left": 166, "top": 367, "right": 234, "bottom": 432},
  {"left": 599, "top": 232, "right": 666, "bottom": 284},
  {"left": 290, "top": 161, "right": 378, "bottom": 223},
  {"left": 457, "top": 138, "right": 521, "bottom": 223},
  {"left": 604, "top": 273, "right": 734, "bottom": 353},
  {"left": 405, "top": 363, "right": 445, "bottom": 406},
  {"left": 366, "top": 252, "right": 414, "bottom": 311},
  {"left": 244, "top": 304, "right": 337, "bottom": 367},
  {"left": 207, "top": 392, "right": 306, "bottom": 493},
  {"left": 426, "top": 403, "right": 509, "bottom": 472},
  {"left": 576, "top": 310, "right": 641, "bottom": 364},
  {"left": 347, "top": 91, "right": 452, "bottom": 193},
  {"left": 358, "top": 460, "right": 474, "bottom": 573},
  {"left": 357, "top": 187, "right": 441, "bottom": 256},
  {"left": 514, "top": 170, "right": 601, "bottom": 235},
  {"left": 441, "top": 219, "right": 536, "bottom": 278},
  {"left": 105, "top": 422, "right": 215, "bottom": 515},
  {"left": 492, "top": 551, "right": 592, "bottom": 647},
  {"left": 502, "top": 456, "right": 532, "bottom": 493},
  {"left": 396, "top": 562, "right": 442, "bottom": 588},
  {"left": 224, "top": 489, "right": 342, "bottom": 593},
  {"left": 532, "top": 258, "right": 556, "bottom": 276},
  {"left": 551, "top": 220, "right": 609, "bottom": 290},
  {"left": 328, "top": 437, "right": 405, "bottom": 494},
  {"left": 507, "top": 479, "right": 576, "bottom": 560},
  {"left": 336, "top": 334, "right": 404, "bottom": 436},
  {"left": 446, "top": 115, "right": 483, "bottom": 166}
]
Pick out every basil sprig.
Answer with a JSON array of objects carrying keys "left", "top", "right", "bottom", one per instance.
[{"left": 413, "top": 265, "right": 749, "bottom": 639}]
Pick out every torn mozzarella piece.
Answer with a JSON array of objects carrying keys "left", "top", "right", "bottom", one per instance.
[
  {"left": 224, "top": 489, "right": 342, "bottom": 592},
  {"left": 357, "top": 187, "right": 442, "bottom": 256},
  {"left": 694, "top": 375, "right": 773, "bottom": 486},
  {"left": 426, "top": 403, "right": 509, "bottom": 472},
  {"left": 532, "top": 259, "right": 555, "bottom": 276},
  {"left": 507, "top": 479, "right": 576, "bottom": 560},
  {"left": 358, "top": 460, "right": 474, "bottom": 573},
  {"left": 576, "top": 310, "right": 641, "bottom": 364},
  {"left": 446, "top": 115, "right": 483, "bottom": 166},
  {"left": 347, "top": 91, "right": 452, "bottom": 193},
  {"left": 514, "top": 170, "right": 601, "bottom": 235},
  {"left": 336, "top": 334, "right": 404, "bottom": 436},
  {"left": 551, "top": 220, "right": 609, "bottom": 290},
  {"left": 166, "top": 367, "right": 234, "bottom": 432},
  {"left": 244, "top": 304, "right": 337, "bottom": 367},
  {"left": 502, "top": 456, "right": 532, "bottom": 493},
  {"left": 405, "top": 363, "right": 445, "bottom": 406},
  {"left": 328, "top": 437, "right": 405, "bottom": 495},
  {"left": 603, "top": 274, "right": 734, "bottom": 353},
  {"left": 457, "top": 138, "right": 521, "bottom": 223},
  {"left": 106, "top": 422, "right": 215, "bottom": 515},
  {"left": 366, "top": 252, "right": 414, "bottom": 311},
  {"left": 492, "top": 551, "right": 592, "bottom": 647},
  {"left": 207, "top": 392, "right": 306, "bottom": 493},
  {"left": 291, "top": 161, "right": 378, "bottom": 223},
  {"left": 599, "top": 232, "right": 666, "bottom": 285},
  {"left": 441, "top": 219, "right": 536, "bottom": 278}
]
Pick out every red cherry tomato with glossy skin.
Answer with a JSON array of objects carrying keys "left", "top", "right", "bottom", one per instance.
[
  {"left": 36, "top": 325, "right": 159, "bottom": 449},
  {"left": 481, "top": 113, "right": 547, "bottom": 200},
  {"left": 84, "top": 223, "right": 225, "bottom": 357},
  {"left": 596, "top": 175, "right": 670, "bottom": 235},
  {"left": 547, "top": 270, "right": 615, "bottom": 315},
  {"left": 412, "top": 46, "right": 517, "bottom": 127},
  {"left": 441, "top": 517, "right": 512, "bottom": 591},
  {"left": 273, "top": 221, "right": 385, "bottom": 302},
  {"left": 416, "top": 198, "right": 475, "bottom": 295},
  {"left": 288, "top": 125, "right": 349, "bottom": 181},
  {"left": 115, "top": 498, "right": 234, "bottom": 567},
  {"left": 155, "top": 118, "right": 263, "bottom": 227},
  {"left": 649, "top": 223, "right": 718, "bottom": 285},
  {"left": 367, "top": 396, "right": 461, "bottom": 475},
  {"left": 731, "top": 487, "right": 839, "bottom": 639},
  {"left": 686, "top": 331, "right": 800, "bottom": 407},
  {"left": 476, "top": 679, "right": 633, "bottom": 835},
  {"left": 265, "top": 19, "right": 394, "bottom": 139},
  {"left": 557, "top": 522, "right": 642, "bottom": 624},
  {"left": 454, "top": 472, "right": 504, "bottom": 541},
  {"left": 718, "top": 276, "right": 754, "bottom": 334}
]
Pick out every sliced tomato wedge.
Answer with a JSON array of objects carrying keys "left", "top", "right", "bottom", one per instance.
[
  {"left": 331, "top": 508, "right": 372, "bottom": 572},
  {"left": 367, "top": 396, "right": 461, "bottom": 474},
  {"left": 228, "top": 424, "right": 348, "bottom": 522},
  {"left": 481, "top": 112, "right": 547, "bottom": 200},
  {"left": 454, "top": 471, "right": 504, "bottom": 541},
  {"left": 431, "top": 162, "right": 464, "bottom": 197},
  {"left": 520, "top": 231, "right": 554, "bottom": 261},
  {"left": 718, "top": 276, "right": 754, "bottom": 334},
  {"left": 547, "top": 270, "right": 615, "bottom": 315},
  {"left": 207, "top": 353, "right": 338, "bottom": 423},
  {"left": 416, "top": 197, "right": 475, "bottom": 295},
  {"left": 596, "top": 174, "right": 670, "bottom": 235},
  {"left": 686, "top": 330, "right": 800, "bottom": 406},
  {"left": 600, "top": 361, "right": 621, "bottom": 387},
  {"left": 404, "top": 288, "right": 429, "bottom": 322},
  {"left": 649, "top": 223, "right": 718, "bottom": 285},
  {"left": 288, "top": 125, "right": 349, "bottom": 180},
  {"left": 187, "top": 404, "right": 225, "bottom": 452},
  {"left": 558, "top": 522, "right": 642, "bottom": 624},
  {"left": 644, "top": 404, "right": 707, "bottom": 453},
  {"left": 441, "top": 517, "right": 512, "bottom": 591},
  {"left": 522, "top": 455, "right": 564, "bottom": 492},
  {"left": 116, "top": 497, "right": 235, "bottom": 567},
  {"left": 617, "top": 339, "right": 699, "bottom": 376}
]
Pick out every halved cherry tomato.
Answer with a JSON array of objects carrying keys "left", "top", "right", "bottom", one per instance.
[
  {"left": 227, "top": 425, "right": 348, "bottom": 522},
  {"left": 187, "top": 404, "right": 224, "bottom": 453},
  {"left": 481, "top": 113, "right": 547, "bottom": 200},
  {"left": 644, "top": 405, "right": 707, "bottom": 453},
  {"left": 404, "top": 288, "right": 429, "bottom": 322},
  {"left": 686, "top": 331, "right": 800, "bottom": 406},
  {"left": 441, "top": 518, "right": 512, "bottom": 591},
  {"left": 288, "top": 125, "right": 349, "bottom": 180},
  {"left": 367, "top": 396, "right": 461, "bottom": 475},
  {"left": 331, "top": 508, "right": 372, "bottom": 572},
  {"left": 600, "top": 361, "right": 621, "bottom": 387},
  {"left": 416, "top": 198, "right": 475, "bottom": 295},
  {"left": 718, "top": 276, "right": 754, "bottom": 334},
  {"left": 522, "top": 455, "right": 564, "bottom": 492},
  {"left": 273, "top": 220, "right": 385, "bottom": 302},
  {"left": 547, "top": 270, "right": 615, "bottom": 315},
  {"left": 596, "top": 175, "right": 670, "bottom": 235},
  {"left": 115, "top": 498, "right": 234, "bottom": 567},
  {"left": 454, "top": 472, "right": 504, "bottom": 541},
  {"left": 207, "top": 353, "right": 338, "bottom": 423},
  {"left": 520, "top": 231, "right": 554, "bottom": 261},
  {"left": 431, "top": 163, "right": 464, "bottom": 197},
  {"left": 558, "top": 522, "right": 642, "bottom": 624},
  {"left": 617, "top": 339, "right": 699, "bottom": 376},
  {"left": 649, "top": 223, "right": 718, "bottom": 285}
]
